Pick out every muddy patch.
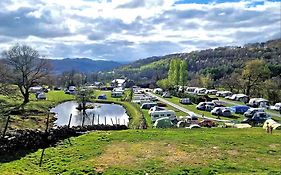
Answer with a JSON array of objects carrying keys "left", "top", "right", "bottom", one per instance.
[{"left": 91, "top": 141, "right": 222, "bottom": 172}]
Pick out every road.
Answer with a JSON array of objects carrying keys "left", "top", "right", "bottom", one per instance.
[{"left": 146, "top": 92, "right": 230, "bottom": 122}]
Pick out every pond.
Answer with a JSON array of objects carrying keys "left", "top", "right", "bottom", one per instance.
[{"left": 50, "top": 101, "right": 129, "bottom": 127}]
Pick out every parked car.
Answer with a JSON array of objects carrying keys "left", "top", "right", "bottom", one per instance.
[
  {"left": 199, "top": 119, "right": 217, "bottom": 127},
  {"left": 270, "top": 103, "right": 281, "bottom": 111},
  {"left": 179, "top": 98, "right": 192, "bottom": 104},
  {"left": 153, "top": 88, "right": 163, "bottom": 95},
  {"left": 36, "top": 92, "right": 46, "bottom": 100},
  {"left": 211, "top": 107, "right": 232, "bottom": 117},
  {"left": 162, "top": 92, "right": 171, "bottom": 98},
  {"left": 241, "top": 112, "right": 271, "bottom": 125},
  {"left": 244, "top": 108, "right": 265, "bottom": 118},
  {"left": 196, "top": 102, "right": 216, "bottom": 111},
  {"left": 230, "top": 105, "right": 250, "bottom": 114},
  {"left": 98, "top": 94, "right": 107, "bottom": 100}
]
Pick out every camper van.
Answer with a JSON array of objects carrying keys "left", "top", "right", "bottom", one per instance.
[
  {"left": 141, "top": 102, "right": 157, "bottom": 109},
  {"left": 150, "top": 110, "right": 177, "bottom": 122},
  {"left": 248, "top": 98, "right": 269, "bottom": 108}
]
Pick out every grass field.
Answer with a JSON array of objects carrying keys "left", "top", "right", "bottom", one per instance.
[
  {"left": 0, "top": 91, "right": 75, "bottom": 130},
  {"left": 0, "top": 128, "right": 280, "bottom": 175}
]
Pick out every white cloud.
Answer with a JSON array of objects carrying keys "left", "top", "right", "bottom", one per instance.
[{"left": 0, "top": 0, "right": 280, "bottom": 62}]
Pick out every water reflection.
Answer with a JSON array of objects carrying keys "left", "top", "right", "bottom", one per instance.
[{"left": 50, "top": 101, "right": 129, "bottom": 127}]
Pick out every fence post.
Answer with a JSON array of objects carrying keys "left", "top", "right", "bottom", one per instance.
[
  {"left": 92, "top": 114, "right": 95, "bottom": 126},
  {"left": 98, "top": 114, "right": 100, "bottom": 125},
  {"left": 45, "top": 113, "right": 50, "bottom": 133},
  {"left": 68, "top": 114, "right": 72, "bottom": 128},
  {"left": 2, "top": 115, "right": 10, "bottom": 139},
  {"left": 104, "top": 117, "right": 107, "bottom": 125},
  {"left": 111, "top": 118, "right": 114, "bottom": 125},
  {"left": 115, "top": 117, "right": 117, "bottom": 125},
  {"left": 40, "top": 112, "right": 50, "bottom": 167}
]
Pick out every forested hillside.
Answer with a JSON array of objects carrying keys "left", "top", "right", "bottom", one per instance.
[{"left": 114, "top": 39, "right": 281, "bottom": 85}]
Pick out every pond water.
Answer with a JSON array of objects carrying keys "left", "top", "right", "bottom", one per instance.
[{"left": 50, "top": 101, "right": 129, "bottom": 127}]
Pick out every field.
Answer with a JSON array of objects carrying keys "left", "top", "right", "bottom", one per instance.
[{"left": 0, "top": 128, "right": 280, "bottom": 175}]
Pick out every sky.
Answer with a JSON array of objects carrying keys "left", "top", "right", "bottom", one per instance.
[{"left": 0, "top": 0, "right": 280, "bottom": 62}]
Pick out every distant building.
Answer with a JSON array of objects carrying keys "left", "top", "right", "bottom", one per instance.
[{"left": 110, "top": 79, "right": 127, "bottom": 89}]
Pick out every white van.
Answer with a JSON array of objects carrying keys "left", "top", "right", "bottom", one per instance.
[{"left": 150, "top": 110, "right": 176, "bottom": 122}]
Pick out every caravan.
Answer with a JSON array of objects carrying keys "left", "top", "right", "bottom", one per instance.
[
  {"left": 111, "top": 91, "right": 123, "bottom": 98},
  {"left": 150, "top": 110, "right": 177, "bottom": 123},
  {"left": 141, "top": 102, "right": 157, "bottom": 109},
  {"left": 248, "top": 98, "right": 269, "bottom": 108}
]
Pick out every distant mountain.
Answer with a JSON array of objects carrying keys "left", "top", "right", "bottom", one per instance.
[
  {"left": 112, "top": 38, "right": 281, "bottom": 84},
  {"left": 48, "top": 58, "right": 123, "bottom": 74}
]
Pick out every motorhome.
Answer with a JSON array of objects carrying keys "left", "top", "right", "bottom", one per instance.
[{"left": 150, "top": 110, "right": 177, "bottom": 122}]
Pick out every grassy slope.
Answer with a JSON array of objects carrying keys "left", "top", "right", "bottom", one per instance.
[
  {"left": 0, "top": 128, "right": 280, "bottom": 175},
  {"left": 0, "top": 91, "right": 75, "bottom": 130}
]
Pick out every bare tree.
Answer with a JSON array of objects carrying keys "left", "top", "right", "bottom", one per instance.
[{"left": 2, "top": 44, "right": 51, "bottom": 104}]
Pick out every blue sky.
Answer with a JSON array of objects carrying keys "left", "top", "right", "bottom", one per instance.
[{"left": 0, "top": 0, "right": 280, "bottom": 62}]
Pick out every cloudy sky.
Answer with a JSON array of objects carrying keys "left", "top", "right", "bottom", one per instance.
[{"left": 0, "top": 0, "right": 280, "bottom": 62}]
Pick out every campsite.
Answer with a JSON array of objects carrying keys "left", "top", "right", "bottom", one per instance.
[{"left": 0, "top": 0, "right": 281, "bottom": 174}]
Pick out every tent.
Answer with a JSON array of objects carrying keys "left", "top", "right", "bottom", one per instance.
[
  {"left": 263, "top": 119, "right": 281, "bottom": 130},
  {"left": 153, "top": 117, "right": 173, "bottom": 128}
]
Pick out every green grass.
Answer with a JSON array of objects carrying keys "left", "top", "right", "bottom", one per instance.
[
  {"left": 0, "top": 91, "right": 75, "bottom": 130},
  {"left": 0, "top": 128, "right": 280, "bottom": 175}
]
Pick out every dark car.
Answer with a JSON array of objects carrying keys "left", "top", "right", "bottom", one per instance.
[{"left": 241, "top": 112, "right": 270, "bottom": 125}]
